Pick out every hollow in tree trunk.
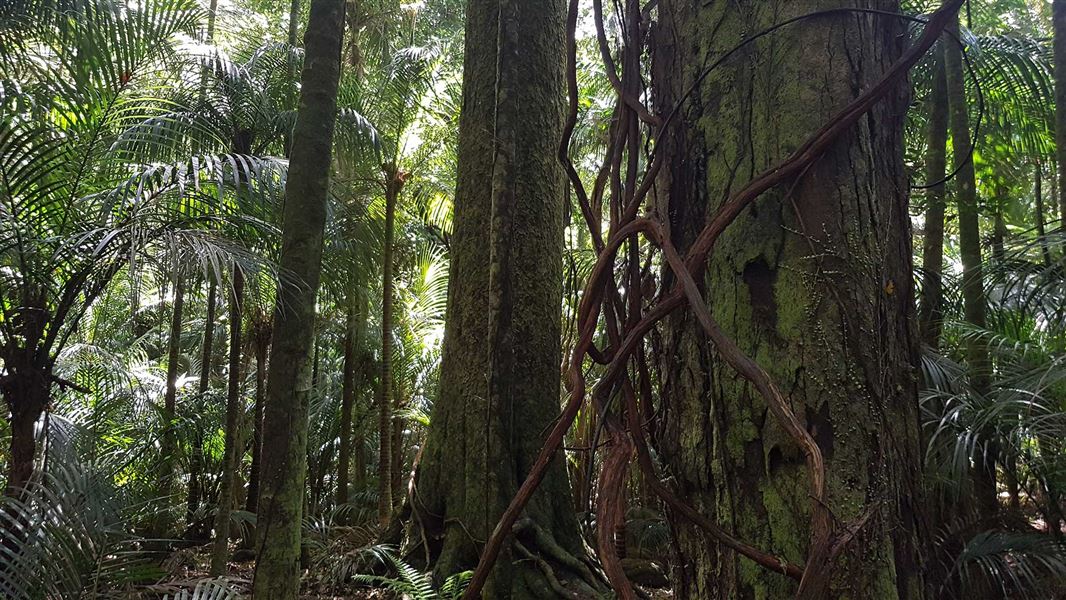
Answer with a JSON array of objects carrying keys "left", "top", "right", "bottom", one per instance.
[{"left": 652, "top": 2, "right": 930, "bottom": 597}]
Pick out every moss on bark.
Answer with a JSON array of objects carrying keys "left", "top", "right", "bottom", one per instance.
[
  {"left": 410, "top": 0, "right": 590, "bottom": 597},
  {"left": 251, "top": 0, "right": 344, "bottom": 594},
  {"left": 652, "top": 2, "right": 929, "bottom": 598}
]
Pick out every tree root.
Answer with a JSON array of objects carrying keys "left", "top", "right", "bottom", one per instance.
[
  {"left": 514, "top": 518, "right": 602, "bottom": 592},
  {"left": 514, "top": 540, "right": 584, "bottom": 600}
]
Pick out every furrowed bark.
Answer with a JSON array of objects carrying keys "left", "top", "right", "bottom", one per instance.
[{"left": 415, "top": 0, "right": 588, "bottom": 596}]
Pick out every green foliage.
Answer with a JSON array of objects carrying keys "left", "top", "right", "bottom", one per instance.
[
  {"left": 0, "top": 464, "right": 166, "bottom": 599},
  {"left": 352, "top": 549, "right": 472, "bottom": 600},
  {"left": 941, "top": 530, "right": 1066, "bottom": 599}
]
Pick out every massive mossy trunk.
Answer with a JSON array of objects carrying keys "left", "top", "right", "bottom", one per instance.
[
  {"left": 252, "top": 0, "right": 344, "bottom": 593},
  {"left": 211, "top": 267, "right": 244, "bottom": 575},
  {"left": 652, "top": 2, "right": 928, "bottom": 598},
  {"left": 411, "top": 0, "right": 587, "bottom": 596}
]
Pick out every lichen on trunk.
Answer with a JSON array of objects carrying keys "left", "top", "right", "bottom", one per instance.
[
  {"left": 408, "top": 0, "right": 594, "bottom": 596},
  {"left": 652, "top": 2, "right": 929, "bottom": 598}
]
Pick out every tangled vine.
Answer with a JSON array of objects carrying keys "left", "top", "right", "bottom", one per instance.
[{"left": 461, "top": 0, "right": 968, "bottom": 598}]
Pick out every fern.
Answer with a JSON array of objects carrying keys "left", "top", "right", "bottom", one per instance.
[{"left": 351, "top": 550, "right": 472, "bottom": 600}]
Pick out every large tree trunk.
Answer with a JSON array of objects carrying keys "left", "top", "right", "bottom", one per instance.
[
  {"left": 652, "top": 2, "right": 929, "bottom": 598},
  {"left": 412, "top": 0, "right": 588, "bottom": 597},
  {"left": 919, "top": 44, "right": 950, "bottom": 349},
  {"left": 211, "top": 267, "right": 244, "bottom": 576},
  {"left": 377, "top": 170, "right": 401, "bottom": 523},
  {"left": 945, "top": 16, "right": 997, "bottom": 522},
  {"left": 252, "top": 0, "right": 344, "bottom": 592}
]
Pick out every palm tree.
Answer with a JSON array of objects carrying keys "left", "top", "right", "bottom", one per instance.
[{"left": 0, "top": 0, "right": 282, "bottom": 497}]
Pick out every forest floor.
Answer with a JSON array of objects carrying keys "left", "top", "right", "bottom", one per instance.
[{"left": 163, "top": 543, "right": 674, "bottom": 598}]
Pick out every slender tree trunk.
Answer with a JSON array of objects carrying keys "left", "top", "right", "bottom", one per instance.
[
  {"left": 2, "top": 367, "right": 49, "bottom": 497},
  {"left": 288, "top": 0, "right": 301, "bottom": 46},
  {"left": 160, "top": 277, "right": 185, "bottom": 511},
  {"left": 946, "top": 16, "right": 997, "bottom": 521},
  {"left": 412, "top": 0, "right": 588, "bottom": 596},
  {"left": 1035, "top": 163, "right": 1052, "bottom": 266},
  {"left": 206, "top": 0, "right": 219, "bottom": 42},
  {"left": 992, "top": 192, "right": 1007, "bottom": 264},
  {"left": 199, "top": 279, "right": 218, "bottom": 393},
  {"left": 345, "top": 0, "right": 364, "bottom": 76},
  {"left": 187, "top": 278, "right": 217, "bottom": 530},
  {"left": 1055, "top": 1, "right": 1066, "bottom": 219},
  {"left": 252, "top": 0, "right": 344, "bottom": 592},
  {"left": 920, "top": 45, "right": 950, "bottom": 349},
  {"left": 337, "top": 293, "right": 365, "bottom": 506},
  {"left": 653, "top": 2, "right": 929, "bottom": 597},
  {"left": 211, "top": 267, "right": 245, "bottom": 576},
  {"left": 246, "top": 322, "right": 269, "bottom": 514},
  {"left": 377, "top": 171, "right": 401, "bottom": 523}
]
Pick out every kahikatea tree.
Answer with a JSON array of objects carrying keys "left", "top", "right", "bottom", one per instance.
[
  {"left": 252, "top": 0, "right": 345, "bottom": 594},
  {"left": 652, "top": 2, "right": 929, "bottom": 597},
  {"left": 410, "top": 0, "right": 591, "bottom": 596}
]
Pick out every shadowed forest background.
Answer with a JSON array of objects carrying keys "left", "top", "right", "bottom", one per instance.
[{"left": 2, "top": 0, "right": 1066, "bottom": 598}]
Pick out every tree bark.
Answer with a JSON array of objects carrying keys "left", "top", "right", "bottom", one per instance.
[
  {"left": 252, "top": 0, "right": 344, "bottom": 592},
  {"left": 186, "top": 277, "right": 217, "bottom": 529},
  {"left": 1035, "top": 163, "right": 1052, "bottom": 266},
  {"left": 1055, "top": 1, "right": 1066, "bottom": 218},
  {"left": 246, "top": 317, "right": 270, "bottom": 514},
  {"left": 919, "top": 44, "right": 950, "bottom": 349},
  {"left": 946, "top": 16, "right": 997, "bottom": 521},
  {"left": 412, "top": 0, "right": 587, "bottom": 596},
  {"left": 337, "top": 291, "right": 366, "bottom": 506},
  {"left": 377, "top": 168, "right": 404, "bottom": 522},
  {"left": 653, "top": 2, "right": 929, "bottom": 597},
  {"left": 160, "top": 277, "right": 185, "bottom": 515},
  {"left": 2, "top": 368, "right": 49, "bottom": 497},
  {"left": 211, "top": 267, "right": 245, "bottom": 575}
]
